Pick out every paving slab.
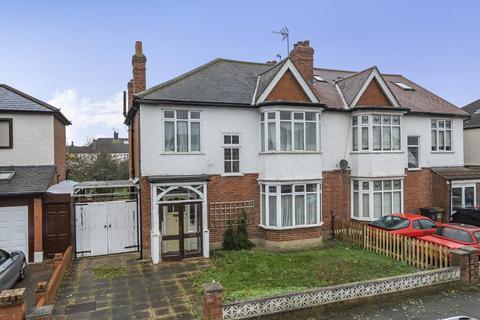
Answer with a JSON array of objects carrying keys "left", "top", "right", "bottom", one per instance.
[{"left": 52, "top": 253, "right": 209, "bottom": 319}]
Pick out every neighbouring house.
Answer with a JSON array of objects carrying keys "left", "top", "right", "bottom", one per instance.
[
  {"left": 0, "top": 84, "right": 71, "bottom": 263},
  {"left": 125, "top": 40, "right": 475, "bottom": 264},
  {"left": 463, "top": 99, "right": 480, "bottom": 165},
  {"left": 67, "top": 131, "right": 129, "bottom": 161}
]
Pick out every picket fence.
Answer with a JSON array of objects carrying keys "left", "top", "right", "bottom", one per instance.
[{"left": 333, "top": 219, "right": 450, "bottom": 269}]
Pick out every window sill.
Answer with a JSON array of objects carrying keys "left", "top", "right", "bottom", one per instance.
[
  {"left": 259, "top": 151, "right": 322, "bottom": 155},
  {"left": 221, "top": 173, "right": 244, "bottom": 177},
  {"left": 407, "top": 168, "right": 422, "bottom": 171},
  {"left": 258, "top": 222, "right": 324, "bottom": 230},
  {"left": 431, "top": 151, "right": 454, "bottom": 154},
  {"left": 350, "top": 151, "right": 403, "bottom": 155},
  {"left": 161, "top": 152, "right": 205, "bottom": 155}
]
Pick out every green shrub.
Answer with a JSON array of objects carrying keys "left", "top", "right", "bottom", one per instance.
[
  {"left": 222, "top": 215, "right": 254, "bottom": 251},
  {"left": 223, "top": 222, "right": 237, "bottom": 250}
]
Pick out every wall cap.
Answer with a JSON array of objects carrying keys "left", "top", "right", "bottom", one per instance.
[{"left": 203, "top": 282, "right": 224, "bottom": 293}]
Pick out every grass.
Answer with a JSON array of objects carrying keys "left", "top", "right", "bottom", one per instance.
[
  {"left": 93, "top": 264, "right": 127, "bottom": 279},
  {"left": 193, "top": 241, "right": 417, "bottom": 302}
]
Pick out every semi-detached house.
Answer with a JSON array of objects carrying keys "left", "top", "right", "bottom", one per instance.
[{"left": 125, "top": 40, "right": 478, "bottom": 264}]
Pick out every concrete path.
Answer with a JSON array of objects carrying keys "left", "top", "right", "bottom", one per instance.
[
  {"left": 260, "top": 287, "right": 480, "bottom": 320},
  {"left": 53, "top": 253, "right": 209, "bottom": 320},
  {"left": 14, "top": 261, "right": 53, "bottom": 314}
]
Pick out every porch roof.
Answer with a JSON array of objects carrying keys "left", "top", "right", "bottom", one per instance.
[
  {"left": 147, "top": 174, "right": 211, "bottom": 184},
  {"left": 432, "top": 166, "right": 480, "bottom": 180}
]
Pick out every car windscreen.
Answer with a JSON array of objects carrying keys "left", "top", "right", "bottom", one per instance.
[
  {"left": 369, "top": 216, "right": 410, "bottom": 230},
  {"left": 434, "top": 227, "right": 473, "bottom": 243}
]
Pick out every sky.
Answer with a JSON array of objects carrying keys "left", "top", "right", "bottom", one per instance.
[{"left": 1, "top": 1, "right": 479, "bottom": 145}]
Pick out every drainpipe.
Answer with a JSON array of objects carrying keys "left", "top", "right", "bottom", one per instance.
[{"left": 137, "top": 105, "right": 143, "bottom": 260}]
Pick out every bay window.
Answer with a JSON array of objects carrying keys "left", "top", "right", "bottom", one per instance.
[
  {"left": 352, "top": 179, "right": 403, "bottom": 220},
  {"left": 260, "top": 111, "right": 320, "bottom": 152},
  {"left": 352, "top": 114, "right": 401, "bottom": 152},
  {"left": 431, "top": 119, "right": 452, "bottom": 151},
  {"left": 164, "top": 110, "right": 201, "bottom": 152},
  {"left": 261, "top": 182, "right": 321, "bottom": 228}
]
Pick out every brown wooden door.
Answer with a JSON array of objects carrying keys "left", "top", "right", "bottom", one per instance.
[
  {"left": 43, "top": 202, "right": 72, "bottom": 258},
  {"left": 160, "top": 202, "right": 202, "bottom": 260}
]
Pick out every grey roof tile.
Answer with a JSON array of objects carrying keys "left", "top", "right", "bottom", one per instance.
[
  {"left": 463, "top": 99, "right": 480, "bottom": 129},
  {"left": 0, "top": 165, "right": 55, "bottom": 196},
  {"left": 336, "top": 67, "right": 375, "bottom": 106}
]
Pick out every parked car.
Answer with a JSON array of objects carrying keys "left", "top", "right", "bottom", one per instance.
[
  {"left": 451, "top": 208, "right": 480, "bottom": 227},
  {"left": 368, "top": 213, "right": 439, "bottom": 237},
  {"left": 0, "top": 249, "right": 26, "bottom": 290},
  {"left": 419, "top": 224, "right": 480, "bottom": 253}
]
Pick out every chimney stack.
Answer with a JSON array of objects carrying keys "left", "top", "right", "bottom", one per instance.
[
  {"left": 289, "top": 40, "right": 314, "bottom": 82},
  {"left": 131, "top": 41, "right": 147, "bottom": 95},
  {"left": 114, "top": 131, "right": 119, "bottom": 140}
]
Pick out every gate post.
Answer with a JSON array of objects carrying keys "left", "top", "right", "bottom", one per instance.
[
  {"left": 203, "top": 282, "right": 224, "bottom": 320},
  {"left": 0, "top": 288, "right": 26, "bottom": 320}
]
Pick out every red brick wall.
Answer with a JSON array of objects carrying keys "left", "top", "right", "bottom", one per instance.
[
  {"left": 403, "top": 168, "right": 434, "bottom": 214},
  {"left": 357, "top": 78, "right": 392, "bottom": 106},
  {"left": 207, "top": 174, "right": 260, "bottom": 245},
  {"left": 140, "top": 177, "right": 151, "bottom": 249},
  {"left": 322, "top": 170, "right": 351, "bottom": 233},
  {"left": 431, "top": 171, "right": 450, "bottom": 214},
  {"left": 261, "top": 227, "right": 322, "bottom": 242},
  {"left": 266, "top": 70, "right": 310, "bottom": 102}
]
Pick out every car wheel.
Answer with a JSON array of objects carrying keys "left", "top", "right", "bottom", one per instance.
[{"left": 19, "top": 260, "right": 26, "bottom": 281}]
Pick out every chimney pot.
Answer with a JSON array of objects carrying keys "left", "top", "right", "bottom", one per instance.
[
  {"left": 135, "top": 41, "right": 143, "bottom": 55},
  {"left": 114, "top": 131, "right": 119, "bottom": 140}
]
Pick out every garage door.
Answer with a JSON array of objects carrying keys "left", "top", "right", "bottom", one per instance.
[{"left": 0, "top": 206, "right": 28, "bottom": 261}]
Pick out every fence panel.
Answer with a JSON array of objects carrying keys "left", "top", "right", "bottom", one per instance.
[{"left": 333, "top": 219, "right": 450, "bottom": 269}]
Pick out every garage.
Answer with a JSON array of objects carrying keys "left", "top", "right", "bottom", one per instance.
[{"left": 0, "top": 206, "right": 29, "bottom": 261}]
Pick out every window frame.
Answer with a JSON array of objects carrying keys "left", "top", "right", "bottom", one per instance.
[
  {"left": 163, "top": 110, "right": 202, "bottom": 153},
  {"left": 351, "top": 114, "right": 402, "bottom": 153},
  {"left": 351, "top": 178, "right": 404, "bottom": 221},
  {"left": 451, "top": 184, "right": 476, "bottom": 213},
  {"left": 222, "top": 133, "right": 241, "bottom": 175},
  {"left": 260, "top": 182, "right": 322, "bottom": 230},
  {"left": 431, "top": 119, "right": 453, "bottom": 152},
  {"left": 0, "top": 118, "right": 13, "bottom": 149},
  {"left": 260, "top": 110, "right": 321, "bottom": 153},
  {"left": 407, "top": 135, "right": 420, "bottom": 170}
]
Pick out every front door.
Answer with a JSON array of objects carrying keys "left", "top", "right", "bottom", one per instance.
[{"left": 160, "top": 202, "right": 202, "bottom": 260}]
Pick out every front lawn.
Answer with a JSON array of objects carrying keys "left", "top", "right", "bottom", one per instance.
[{"left": 193, "top": 241, "right": 416, "bottom": 302}]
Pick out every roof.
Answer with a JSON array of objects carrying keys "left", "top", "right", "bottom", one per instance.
[
  {"left": 147, "top": 174, "right": 211, "bottom": 183},
  {"left": 463, "top": 99, "right": 480, "bottom": 129},
  {"left": 67, "top": 137, "right": 128, "bottom": 154},
  {"left": 432, "top": 166, "right": 480, "bottom": 180},
  {"left": 0, "top": 84, "right": 71, "bottom": 125},
  {"left": 0, "top": 165, "right": 56, "bottom": 197},
  {"left": 133, "top": 58, "right": 467, "bottom": 117},
  {"left": 74, "top": 180, "right": 135, "bottom": 188}
]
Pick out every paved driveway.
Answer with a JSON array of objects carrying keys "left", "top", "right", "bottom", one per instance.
[
  {"left": 14, "top": 262, "right": 53, "bottom": 314},
  {"left": 53, "top": 253, "right": 209, "bottom": 320}
]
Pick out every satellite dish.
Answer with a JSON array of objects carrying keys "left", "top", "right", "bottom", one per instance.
[{"left": 339, "top": 159, "right": 349, "bottom": 170}]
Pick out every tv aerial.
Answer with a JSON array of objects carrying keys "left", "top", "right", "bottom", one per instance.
[{"left": 272, "top": 27, "right": 290, "bottom": 57}]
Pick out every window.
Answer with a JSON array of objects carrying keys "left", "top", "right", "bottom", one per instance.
[
  {"left": 164, "top": 110, "right": 201, "bottom": 152},
  {"left": 434, "top": 227, "right": 473, "bottom": 243},
  {"left": 452, "top": 185, "right": 476, "bottom": 212},
  {"left": 352, "top": 179, "right": 403, "bottom": 221},
  {"left": 223, "top": 134, "right": 240, "bottom": 174},
  {"left": 407, "top": 136, "right": 420, "bottom": 169},
  {"left": 260, "top": 111, "right": 320, "bottom": 152},
  {"left": 419, "top": 219, "right": 437, "bottom": 229},
  {"left": 431, "top": 119, "right": 452, "bottom": 151},
  {"left": 0, "top": 249, "right": 9, "bottom": 266},
  {"left": 261, "top": 182, "right": 321, "bottom": 228},
  {"left": 352, "top": 114, "right": 401, "bottom": 152},
  {"left": 0, "top": 119, "right": 12, "bottom": 149},
  {"left": 393, "top": 82, "right": 415, "bottom": 91},
  {"left": 0, "top": 171, "right": 14, "bottom": 180}
]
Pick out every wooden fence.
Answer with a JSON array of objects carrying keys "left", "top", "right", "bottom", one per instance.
[{"left": 333, "top": 219, "right": 450, "bottom": 269}]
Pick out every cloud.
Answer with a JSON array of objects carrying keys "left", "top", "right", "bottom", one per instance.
[{"left": 48, "top": 89, "right": 127, "bottom": 145}]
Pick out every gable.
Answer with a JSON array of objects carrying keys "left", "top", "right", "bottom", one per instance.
[
  {"left": 356, "top": 78, "right": 392, "bottom": 107},
  {"left": 265, "top": 69, "right": 311, "bottom": 102}
]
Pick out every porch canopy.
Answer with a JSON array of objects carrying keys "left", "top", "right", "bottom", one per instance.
[{"left": 432, "top": 166, "right": 480, "bottom": 180}]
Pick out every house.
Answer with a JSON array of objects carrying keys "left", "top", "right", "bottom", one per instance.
[
  {"left": 463, "top": 99, "right": 480, "bottom": 165},
  {"left": 67, "top": 131, "right": 129, "bottom": 161},
  {"left": 0, "top": 84, "right": 71, "bottom": 263},
  {"left": 125, "top": 41, "right": 475, "bottom": 264}
]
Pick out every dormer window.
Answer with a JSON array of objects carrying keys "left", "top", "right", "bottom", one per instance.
[{"left": 0, "top": 119, "right": 13, "bottom": 149}]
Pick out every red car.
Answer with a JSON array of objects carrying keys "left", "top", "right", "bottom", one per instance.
[
  {"left": 419, "top": 224, "right": 480, "bottom": 253},
  {"left": 368, "top": 213, "right": 439, "bottom": 237}
]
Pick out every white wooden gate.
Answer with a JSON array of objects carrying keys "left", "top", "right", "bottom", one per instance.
[{"left": 75, "top": 200, "right": 138, "bottom": 257}]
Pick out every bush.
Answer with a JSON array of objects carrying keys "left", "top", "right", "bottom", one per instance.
[{"left": 222, "top": 216, "right": 254, "bottom": 251}]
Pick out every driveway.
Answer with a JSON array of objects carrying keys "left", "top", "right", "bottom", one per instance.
[
  {"left": 53, "top": 253, "right": 210, "bottom": 319},
  {"left": 14, "top": 261, "right": 53, "bottom": 314}
]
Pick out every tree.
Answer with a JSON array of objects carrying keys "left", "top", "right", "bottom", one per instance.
[{"left": 67, "top": 152, "right": 129, "bottom": 181}]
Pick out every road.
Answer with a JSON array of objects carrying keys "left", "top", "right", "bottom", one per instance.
[{"left": 260, "top": 287, "right": 480, "bottom": 320}]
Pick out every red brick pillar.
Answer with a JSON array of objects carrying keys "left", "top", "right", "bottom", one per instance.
[
  {"left": 0, "top": 288, "right": 26, "bottom": 320},
  {"left": 203, "top": 282, "right": 224, "bottom": 320},
  {"left": 460, "top": 246, "right": 479, "bottom": 285}
]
